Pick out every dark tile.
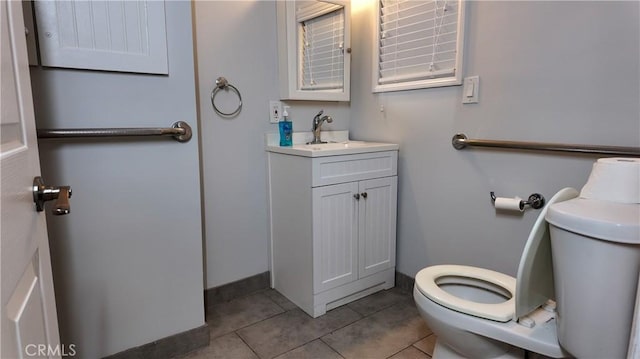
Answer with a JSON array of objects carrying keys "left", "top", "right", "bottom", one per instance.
[
  {"left": 105, "top": 325, "right": 209, "bottom": 359},
  {"left": 207, "top": 292, "right": 284, "bottom": 338},
  {"left": 412, "top": 334, "right": 436, "bottom": 357},
  {"left": 180, "top": 333, "right": 258, "bottom": 359},
  {"left": 527, "top": 351, "right": 555, "bottom": 359},
  {"left": 237, "top": 307, "right": 362, "bottom": 359},
  {"left": 388, "top": 346, "right": 431, "bottom": 359},
  {"left": 347, "top": 288, "right": 407, "bottom": 316},
  {"left": 321, "top": 299, "right": 431, "bottom": 359},
  {"left": 274, "top": 340, "right": 343, "bottom": 359},
  {"left": 205, "top": 272, "right": 270, "bottom": 306},
  {"left": 395, "top": 272, "right": 415, "bottom": 295},
  {"left": 263, "top": 289, "right": 298, "bottom": 311}
]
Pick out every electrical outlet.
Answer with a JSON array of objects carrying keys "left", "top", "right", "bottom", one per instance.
[{"left": 269, "top": 101, "right": 282, "bottom": 123}]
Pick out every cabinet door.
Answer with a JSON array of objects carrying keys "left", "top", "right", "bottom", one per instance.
[
  {"left": 358, "top": 176, "right": 397, "bottom": 278},
  {"left": 276, "top": 0, "right": 351, "bottom": 101},
  {"left": 33, "top": 1, "right": 168, "bottom": 74},
  {"left": 312, "top": 182, "right": 359, "bottom": 293}
]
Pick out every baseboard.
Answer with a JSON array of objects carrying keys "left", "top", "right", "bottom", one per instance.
[
  {"left": 203, "top": 271, "right": 410, "bottom": 305},
  {"left": 103, "top": 270, "right": 410, "bottom": 358},
  {"left": 395, "top": 271, "right": 415, "bottom": 294},
  {"left": 205, "top": 271, "right": 270, "bottom": 307},
  {"left": 103, "top": 324, "right": 209, "bottom": 359}
]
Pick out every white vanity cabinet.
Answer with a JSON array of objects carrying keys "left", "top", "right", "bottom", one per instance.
[{"left": 267, "top": 148, "right": 397, "bottom": 317}]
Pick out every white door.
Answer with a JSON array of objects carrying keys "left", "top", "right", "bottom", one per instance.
[
  {"left": 1, "top": 2, "right": 61, "bottom": 358},
  {"left": 312, "top": 182, "right": 359, "bottom": 293},
  {"left": 358, "top": 176, "right": 397, "bottom": 278}
]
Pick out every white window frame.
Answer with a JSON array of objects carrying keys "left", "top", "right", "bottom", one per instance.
[
  {"left": 299, "top": 5, "right": 345, "bottom": 91},
  {"left": 277, "top": 0, "right": 351, "bottom": 102},
  {"left": 372, "top": 0, "right": 466, "bottom": 93}
]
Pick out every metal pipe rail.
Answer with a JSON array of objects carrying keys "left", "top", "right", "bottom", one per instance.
[
  {"left": 37, "top": 121, "right": 192, "bottom": 143},
  {"left": 452, "top": 133, "right": 640, "bottom": 157}
]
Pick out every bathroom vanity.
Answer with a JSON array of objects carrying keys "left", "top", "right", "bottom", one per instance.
[{"left": 266, "top": 131, "right": 398, "bottom": 317}]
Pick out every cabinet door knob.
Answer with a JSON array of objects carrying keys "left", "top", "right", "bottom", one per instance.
[
  {"left": 361, "top": 192, "right": 367, "bottom": 199},
  {"left": 353, "top": 193, "right": 360, "bottom": 200}
]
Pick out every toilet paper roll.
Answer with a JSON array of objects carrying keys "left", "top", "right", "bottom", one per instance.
[{"left": 494, "top": 197, "right": 524, "bottom": 212}]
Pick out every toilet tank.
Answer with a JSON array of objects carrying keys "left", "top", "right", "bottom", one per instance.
[{"left": 546, "top": 158, "right": 640, "bottom": 358}]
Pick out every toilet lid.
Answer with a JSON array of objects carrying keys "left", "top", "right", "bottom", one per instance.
[
  {"left": 415, "top": 265, "right": 516, "bottom": 322},
  {"left": 515, "top": 187, "right": 579, "bottom": 319}
]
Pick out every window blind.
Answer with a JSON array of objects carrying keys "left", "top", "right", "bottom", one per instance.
[
  {"left": 377, "top": 0, "right": 459, "bottom": 85},
  {"left": 298, "top": 3, "right": 345, "bottom": 91}
]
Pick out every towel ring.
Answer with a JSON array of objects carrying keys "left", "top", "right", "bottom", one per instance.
[{"left": 211, "top": 77, "right": 242, "bottom": 117}]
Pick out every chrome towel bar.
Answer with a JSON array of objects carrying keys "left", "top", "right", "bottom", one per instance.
[
  {"left": 211, "top": 76, "right": 242, "bottom": 117},
  {"left": 37, "top": 121, "right": 192, "bottom": 143},
  {"left": 452, "top": 133, "right": 640, "bottom": 157}
]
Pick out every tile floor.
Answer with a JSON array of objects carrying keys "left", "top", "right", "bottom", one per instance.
[{"left": 179, "top": 288, "right": 437, "bottom": 359}]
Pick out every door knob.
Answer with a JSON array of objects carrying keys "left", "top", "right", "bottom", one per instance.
[
  {"left": 33, "top": 176, "right": 72, "bottom": 215},
  {"left": 361, "top": 192, "right": 368, "bottom": 199}
]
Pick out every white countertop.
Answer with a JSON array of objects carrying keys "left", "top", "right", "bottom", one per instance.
[{"left": 265, "top": 131, "right": 399, "bottom": 157}]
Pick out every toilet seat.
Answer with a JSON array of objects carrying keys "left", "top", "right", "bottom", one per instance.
[
  {"left": 412, "top": 188, "right": 581, "bottom": 358},
  {"left": 416, "top": 265, "right": 516, "bottom": 322},
  {"left": 415, "top": 188, "right": 581, "bottom": 324},
  {"left": 414, "top": 286, "right": 566, "bottom": 358}
]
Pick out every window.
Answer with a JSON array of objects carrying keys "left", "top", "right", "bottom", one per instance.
[
  {"left": 373, "top": 0, "right": 465, "bottom": 93},
  {"left": 276, "top": 0, "right": 351, "bottom": 101},
  {"left": 299, "top": 3, "right": 345, "bottom": 90}
]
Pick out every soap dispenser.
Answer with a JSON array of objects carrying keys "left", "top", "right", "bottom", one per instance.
[{"left": 279, "top": 106, "right": 292, "bottom": 146}]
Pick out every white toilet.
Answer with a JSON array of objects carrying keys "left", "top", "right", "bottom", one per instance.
[{"left": 414, "top": 158, "right": 640, "bottom": 358}]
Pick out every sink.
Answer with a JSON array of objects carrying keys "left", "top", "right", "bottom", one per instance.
[
  {"left": 305, "top": 141, "right": 373, "bottom": 150},
  {"left": 266, "top": 141, "right": 399, "bottom": 157}
]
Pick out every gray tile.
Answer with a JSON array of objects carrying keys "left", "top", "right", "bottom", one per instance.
[
  {"left": 237, "top": 307, "right": 362, "bottom": 359},
  {"left": 205, "top": 272, "right": 270, "bottom": 306},
  {"left": 180, "top": 333, "right": 258, "bottom": 359},
  {"left": 106, "top": 325, "right": 209, "bottom": 359},
  {"left": 412, "top": 334, "right": 436, "bottom": 357},
  {"left": 346, "top": 288, "right": 407, "bottom": 316},
  {"left": 321, "top": 299, "right": 431, "bottom": 359},
  {"left": 274, "top": 340, "right": 343, "bottom": 359},
  {"left": 526, "top": 351, "right": 555, "bottom": 359},
  {"left": 263, "top": 289, "right": 298, "bottom": 311},
  {"left": 207, "top": 292, "right": 284, "bottom": 338},
  {"left": 395, "top": 273, "right": 415, "bottom": 295},
  {"left": 388, "top": 346, "right": 431, "bottom": 359}
]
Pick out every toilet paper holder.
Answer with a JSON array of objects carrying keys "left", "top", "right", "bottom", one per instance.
[{"left": 490, "top": 191, "right": 545, "bottom": 210}]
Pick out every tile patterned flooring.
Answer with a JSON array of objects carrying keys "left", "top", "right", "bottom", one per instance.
[{"left": 179, "top": 288, "right": 437, "bottom": 359}]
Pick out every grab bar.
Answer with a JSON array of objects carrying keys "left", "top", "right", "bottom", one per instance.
[
  {"left": 452, "top": 133, "right": 640, "bottom": 157},
  {"left": 37, "top": 121, "right": 192, "bottom": 143}
]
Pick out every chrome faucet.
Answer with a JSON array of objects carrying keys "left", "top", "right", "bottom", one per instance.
[{"left": 309, "top": 110, "right": 333, "bottom": 144}]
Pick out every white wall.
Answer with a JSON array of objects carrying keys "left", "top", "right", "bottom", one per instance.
[
  {"left": 26, "top": 3, "right": 638, "bottom": 353},
  {"left": 196, "top": 0, "right": 639, "bottom": 288},
  {"left": 30, "top": 1, "right": 204, "bottom": 357},
  {"left": 193, "top": 1, "right": 350, "bottom": 289},
  {"left": 349, "top": 1, "right": 640, "bottom": 277}
]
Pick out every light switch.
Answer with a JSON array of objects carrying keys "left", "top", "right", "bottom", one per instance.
[{"left": 462, "top": 76, "right": 479, "bottom": 104}]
